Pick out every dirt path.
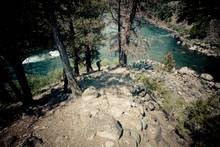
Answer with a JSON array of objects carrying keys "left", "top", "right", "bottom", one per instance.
[{"left": 16, "top": 67, "right": 185, "bottom": 147}]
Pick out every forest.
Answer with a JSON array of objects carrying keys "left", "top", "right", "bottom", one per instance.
[{"left": 0, "top": 0, "right": 220, "bottom": 147}]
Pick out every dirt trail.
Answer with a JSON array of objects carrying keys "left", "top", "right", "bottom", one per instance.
[{"left": 21, "top": 67, "right": 185, "bottom": 147}]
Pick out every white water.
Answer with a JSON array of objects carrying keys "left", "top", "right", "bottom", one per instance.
[{"left": 22, "top": 50, "right": 60, "bottom": 64}]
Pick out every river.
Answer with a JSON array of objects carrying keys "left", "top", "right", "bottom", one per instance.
[{"left": 23, "top": 17, "right": 220, "bottom": 81}]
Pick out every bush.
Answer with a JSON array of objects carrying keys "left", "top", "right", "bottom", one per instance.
[
  {"left": 162, "top": 52, "right": 175, "bottom": 72},
  {"left": 136, "top": 74, "right": 159, "bottom": 91},
  {"left": 189, "top": 18, "right": 209, "bottom": 39},
  {"left": 177, "top": 94, "right": 220, "bottom": 146},
  {"left": 27, "top": 68, "right": 63, "bottom": 95}
]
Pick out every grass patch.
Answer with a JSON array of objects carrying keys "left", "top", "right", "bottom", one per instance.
[
  {"left": 101, "top": 58, "right": 118, "bottom": 66},
  {"left": 27, "top": 68, "right": 63, "bottom": 95},
  {"left": 136, "top": 74, "right": 159, "bottom": 91},
  {"left": 136, "top": 73, "right": 189, "bottom": 138}
]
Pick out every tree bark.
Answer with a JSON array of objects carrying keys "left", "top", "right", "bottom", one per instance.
[
  {"left": 49, "top": 6, "right": 82, "bottom": 97},
  {"left": 74, "top": 48, "right": 80, "bottom": 75},
  {"left": 69, "top": 20, "right": 80, "bottom": 75},
  {"left": 10, "top": 60, "right": 33, "bottom": 105},
  {"left": 85, "top": 46, "right": 93, "bottom": 73},
  {"left": 63, "top": 68, "right": 68, "bottom": 92},
  {"left": 118, "top": 0, "right": 127, "bottom": 66},
  {"left": 0, "top": 56, "right": 22, "bottom": 100}
]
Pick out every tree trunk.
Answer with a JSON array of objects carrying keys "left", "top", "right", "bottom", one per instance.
[
  {"left": 49, "top": 7, "right": 82, "bottom": 97},
  {"left": 10, "top": 60, "right": 33, "bottom": 105},
  {"left": 123, "top": 0, "right": 138, "bottom": 66},
  {"left": 69, "top": 19, "right": 79, "bottom": 75},
  {"left": 74, "top": 49, "right": 80, "bottom": 75},
  {"left": 118, "top": 0, "right": 127, "bottom": 66},
  {"left": 0, "top": 56, "right": 22, "bottom": 100},
  {"left": 63, "top": 68, "right": 68, "bottom": 92},
  {"left": 85, "top": 46, "right": 93, "bottom": 73}
]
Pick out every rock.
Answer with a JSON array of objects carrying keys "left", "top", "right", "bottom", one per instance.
[
  {"left": 215, "top": 83, "right": 220, "bottom": 89},
  {"left": 178, "top": 67, "right": 196, "bottom": 75},
  {"left": 97, "top": 118, "right": 123, "bottom": 141},
  {"left": 4, "top": 136, "right": 18, "bottom": 147},
  {"left": 189, "top": 45, "right": 198, "bottom": 50},
  {"left": 144, "top": 94, "right": 151, "bottom": 101},
  {"left": 105, "top": 141, "right": 114, "bottom": 147},
  {"left": 147, "top": 102, "right": 155, "bottom": 111},
  {"left": 22, "top": 136, "right": 43, "bottom": 147},
  {"left": 139, "top": 90, "right": 147, "bottom": 97},
  {"left": 130, "top": 129, "right": 141, "bottom": 145},
  {"left": 177, "top": 41, "right": 182, "bottom": 45},
  {"left": 200, "top": 73, "right": 214, "bottom": 81},
  {"left": 141, "top": 118, "right": 148, "bottom": 130},
  {"left": 82, "top": 86, "right": 99, "bottom": 100},
  {"left": 136, "top": 120, "right": 143, "bottom": 131},
  {"left": 131, "top": 84, "right": 146, "bottom": 96},
  {"left": 147, "top": 124, "right": 162, "bottom": 143}
]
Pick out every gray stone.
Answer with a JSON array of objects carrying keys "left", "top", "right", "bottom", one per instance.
[
  {"left": 178, "top": 67, "right": 196, "bottom": 75},
  {"left": 105, "top": 141, "right": 114, "bottom": 147},
  {"left": 82, "top": 86, "right": 99, "bottom": 100},
  {"left": 215, "top": 83, "right": 220, "bottom": 89},
  {"left": 97, "top": 118, "right": 123, "bottom": 141},
  {"left": 200, "top": 73, "right": 214, "bottom": 81},
  {"left": 147, "top": 102, "right": 155, "bottom": 111},
  {"left": 136, "top": 120, "right": 143, "bottom": 131},
  {"left": 130, "top": 129, "right": 141, "bottom": 144},
  {"left": 142, "top": 118, "right": 148, "bottom": 130},
  {"left": 131, "top": 84, "right": 146, "bottom": 96}
]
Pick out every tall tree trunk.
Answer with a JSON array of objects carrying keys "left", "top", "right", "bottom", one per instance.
[
  {"left": 74, "top": 48, "right": 80, "bottom": 75},
  {"left": 48, "top": 6, "right": 82, "bottom": 97},
  {"left": 85, "top": 46, "right": 93, "bottom": 73},
  {"left": 10, "top": 60, "right": 33, "bottom": 105},
  {"left": 63, "top": 68, "right": 68, "bottom": 92},
  {"left": 0, "top": 56, "right": 22, "bottom": 100},
  {"left": 123, "top": 0, "right": 138, "bottom": 66},
  {"left": 118, "top": 0, "right": 127, "bottom": 66},
  {"left": 69, "top": 19, "right": 80, "bottom": 75},
  {"left": 126, "top": 0, "right": 138, "bottom": 46}
]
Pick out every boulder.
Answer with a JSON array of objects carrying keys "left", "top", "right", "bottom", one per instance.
[
  {"left": 147, "top": 102, "right": 156, "bottom": 111},
  {"left": 215, "top": 83, "right": 220, "bottom": 89},
  {"left": 189, "top": 45, "right": 198, "bottom": 50},
  {"left": 200, "top": 73, "right": 214, "bottom": 81},
  {"left": 130, "top": 129, "right": 141, "bottom": 145},
  {"left": 178, "top": 67, "right": 196, "bottom": 75},
  {"left": 131, "top": 84, "right": 147, "bottom": 96},
  {"left": 105, "top": 141, "right": 115, "bottom": 147},
  {"left": 97, "top": 118, "right": 123, "bottom": 141},
  {"left": 82, "top": 86, "right": 99, "bottom": 100}
]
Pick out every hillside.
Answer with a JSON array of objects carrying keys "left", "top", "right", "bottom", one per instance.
[
  {"left": 1, "top": 60, "right": 220, "bottom": 147},
  {"left": 140, "top": 0, "right": 220, "bottom": 56}
]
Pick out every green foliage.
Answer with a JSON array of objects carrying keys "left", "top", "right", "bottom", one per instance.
[
  {"left": 101, "top": 58, "right": 118, "bottom": 66},
  {"left": 136, "top": 74, "right": 159, "bottom": 91},
  {"left": 155, "top": 4, "right": 173, "bottom": 21},
  {"left": 27, "top": 68, "right": 63, "bottom": 95},
  {"left": 189, "top": 19, "right": 209, "bottom": 39},
  {"left": 175, "top": 94, "right": 220, "bottom": 145},
  {"left": 162, "top": 52, "right": 175, "bottom": 72}
]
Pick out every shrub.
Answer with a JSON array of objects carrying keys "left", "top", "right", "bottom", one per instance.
[
  {"left": 136, "top": 74, "right": 159, "bottom": 91},
  {"left": 27, "top": 68, "right": 63, "bottom": 95},
  {"left": 189, "top": 18, "right": 209, "bottom": 39},
  {"left": 176, "top": 94, "right": 220, "bottom": 145},
  {"left": 162, "top": 52, "right": 175, "bottom": 72}
]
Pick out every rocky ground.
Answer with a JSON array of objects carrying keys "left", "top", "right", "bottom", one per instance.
[{"left": 0, "top": 60, "right": 219, "bottom": 147}]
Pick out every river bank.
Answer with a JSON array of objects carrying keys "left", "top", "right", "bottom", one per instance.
[{"left": 139, "top": 12, "right": 220, "bottom": 57}]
